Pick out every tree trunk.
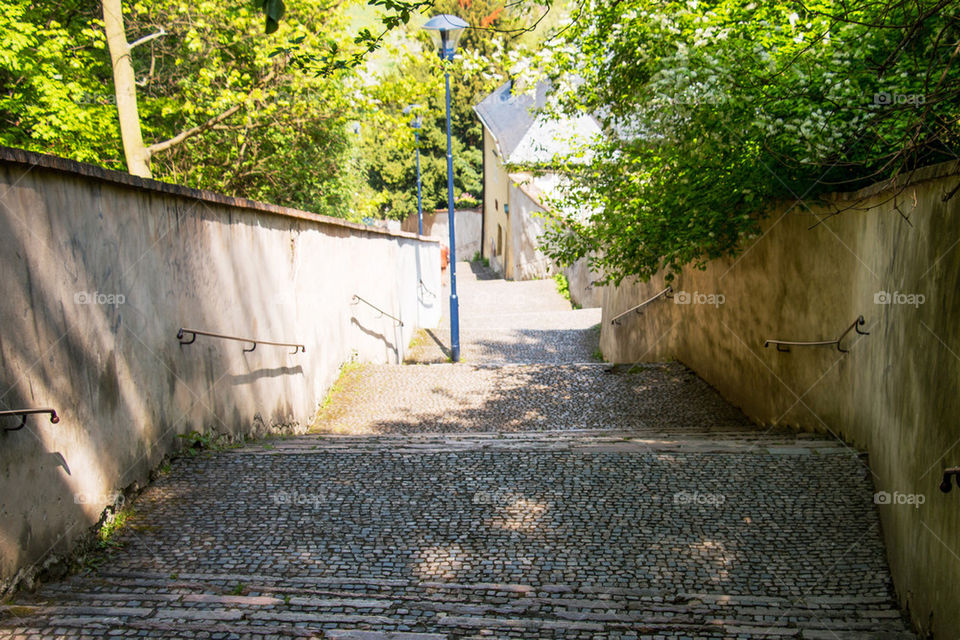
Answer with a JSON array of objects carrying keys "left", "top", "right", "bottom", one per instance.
[{"left": 102, "top": 0, "right": 152, "bottom": 178}]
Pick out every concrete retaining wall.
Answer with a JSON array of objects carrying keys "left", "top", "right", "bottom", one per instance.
[
  {"left": 562, "top": 257, "right": 604, "bottom": 309},
  {"left": 503, "top": 182, "right": 602, "bottom": 308},
  {"left": 0, "top": 147, "right": 441, "bottom": 596},
  {"left": 508, "top": 181, "right": 554, "bottom": 281},
  {"left": 599, "top": 161, "right": 960, "bottom": 637},
  {"left": 402, "top": 208, "right": 482, "bottom": 260}
]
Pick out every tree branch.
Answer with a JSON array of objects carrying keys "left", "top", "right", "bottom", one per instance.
[
  {"left": 148, "top": 103, "right": 244, "bottom": 154},
  {"left": 148, "top": 69, "right": 277, "bottom": 155},
  {"left": 129, "top": 28, "right": 166, "bottom": 49}
]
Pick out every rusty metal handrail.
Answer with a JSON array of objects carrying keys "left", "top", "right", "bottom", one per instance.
[
  {"left": 610, "top": 286, "right": 673, "bottom": 326},
  {"left": 177, "top": 328, "right": 305, "bottom": 354},
  {"left": 1, "top": 408, "right": 60, "bottom": 432},
  {"left": 764, "top": 316, "right": 869, "bottom": 353},
  {"left": 940, "top": 467, "right": 960, "bottom": 493},
  {"left": 351, "top": 295, "right": 403, "bottom": 327}
]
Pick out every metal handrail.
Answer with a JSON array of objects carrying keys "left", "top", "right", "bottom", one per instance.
[
  {"left": 610, "top": 286, "right": 673, "bottom": 326},
  {"left": 1, "top": 408, "right": 60, "bottom": 432},
  {"left": 351, "top": 295, "right": 404, "bottom": 327},
  {"left": 177, "top": 328, "right": 305, "bottom": 354},
  {"left": 764, "top": 316, "right": 869, "bottom": 353}
]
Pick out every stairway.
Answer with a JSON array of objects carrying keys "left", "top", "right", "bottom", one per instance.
[
  {"left": 0, "top": 263, "right": 916, "bottom": 638},
  {"left": 6, "top": 569, "right": 914, "bottom": 638},
  {"left": 2, "top": 428, "right": 914, "bottom": 639}
]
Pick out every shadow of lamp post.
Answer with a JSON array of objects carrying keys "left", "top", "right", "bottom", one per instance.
[{"left": 422, "top": 13, "right": 468, "bottom": 363}]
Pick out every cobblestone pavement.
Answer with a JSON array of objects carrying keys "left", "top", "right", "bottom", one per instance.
[
  {"left": 407, "top": 263, "right": 602, "bottom": 364},
  {"left": 1, "top": 263, "right": 915, "bottom": 639},
  {"left": 313, "top": 362, "right": 759, "bottom": 435}
]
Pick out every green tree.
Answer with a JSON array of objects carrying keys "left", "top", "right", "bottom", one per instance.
[
  {"left": 120, "top": 0, "right": 362, "bottom": 215},
  {"left": 352, "top": 0, "right": 545, "bottom": 220},
  {"left": 352, "top": 45, "right": 482, "bottom": 220},
  {"left": 540, "top": 0, "right": 960, "bottom": 284},
  {"left": 0, "top": 1, "right": 120, "bottom": 166},
  {"left": 429, "top": 0, "right": 522, "bottom": 148},
  {"left": 1, "top": 0, "right": 366, "bottom": 218}
]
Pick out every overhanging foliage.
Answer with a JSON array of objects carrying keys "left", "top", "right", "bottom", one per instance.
[{"left": 539, "top": 0, "right": 960, "bottom": 284}]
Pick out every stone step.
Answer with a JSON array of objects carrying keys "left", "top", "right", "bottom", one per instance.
[
  {"left": 20, "top": 593, "right": 908, "bottom": 625},
  {"left": 3, "top": 605, "right": 915, "bottom": 640},
  {"left": 36, "top": 571, "right": 899, "bottom": 605},
  {"left": 3, "top": 614, "right": 447, "bottom": 639},
  {"left": 238, "top": 429, "right": 851, "bottom": 456},
  {"left": 38, "top": 570, "right": 895, "bottom": 602},
  {"left": 5, "top": 572, "right": 914, "bottom": 638},
  {"left": 3, "top": 604, "right": 915, "bottom": 637}
]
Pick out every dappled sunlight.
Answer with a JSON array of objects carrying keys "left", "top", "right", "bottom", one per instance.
[
  {"left": 332, "top": 424, "right": 375, "bottom": 435},
  {"left": 687, "top": 539, "right": 734, "bottom": 584},
  {"left": 414, "top": 543, "right": 467, "bottom": 580},
  {"left": 489, "top": 497, "right": 552, "bottom": 533}
]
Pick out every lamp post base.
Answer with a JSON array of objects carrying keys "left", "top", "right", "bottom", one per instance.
[{"left": 449, "top": 291, "right": 460, "bottom": 362}]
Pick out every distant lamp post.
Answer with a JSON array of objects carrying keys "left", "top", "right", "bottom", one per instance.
[
  {"left": 402, "top": 104, "right": 424, "bottom": 236},
  {"left": 422, "top": 13, "right": 468, "bottom": 363}
]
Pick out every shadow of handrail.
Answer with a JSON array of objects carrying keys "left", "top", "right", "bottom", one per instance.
[
  {"left": 419, "top": 279, "right": 437, "bottom": 300},
  {"left": 1, "top": 408, "right": 60, "bottom": 432},
  {"left": 764, "top": 316, "right": 869, "bottom": 353},
  {"left": 177, "top": 328, "right": 305, "bottom": 354}
]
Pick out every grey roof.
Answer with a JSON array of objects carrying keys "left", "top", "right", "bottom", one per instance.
[
  {"left": 474, "top": 81, "right": 549, "bottom": 161},
  {"left": 474, "top": 80, "right": 601, "bottom": 166}
]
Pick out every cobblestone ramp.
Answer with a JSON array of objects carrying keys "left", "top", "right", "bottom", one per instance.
[
  {"left": 0, "top": 264, "right": 915, "bottom": 638},
  {"left": 313, "top": 362, "right": 756, "bottom": 435}
]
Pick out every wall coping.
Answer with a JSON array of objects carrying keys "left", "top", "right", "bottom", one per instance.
[
  {"left": 429, "top": 208, "right": 481, "bottom": 214},
  {"left": 0, "top": 146, "right": 438, "bottom": 244},
  {"left": 827, "top": 159, "right": 960, "bottom": 202}
]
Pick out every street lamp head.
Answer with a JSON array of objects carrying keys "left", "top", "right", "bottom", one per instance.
[
  {"left": 422, "top": 14, "right": 469, "bottom": 61},
  {"left": 403, "top": 104, "right": 423, "bottom": 129}
]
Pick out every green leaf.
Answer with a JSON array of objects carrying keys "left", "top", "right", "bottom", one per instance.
[{"left": 258, "top": 0, "right": 285, "bottom": 34}]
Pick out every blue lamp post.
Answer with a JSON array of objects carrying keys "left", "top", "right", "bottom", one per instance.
[
  {"left": 423, "top": 13, "right": 468, "bottom": 363},
  {"left": 402, "top": 104, "right": 424, "bottom": 236}
]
